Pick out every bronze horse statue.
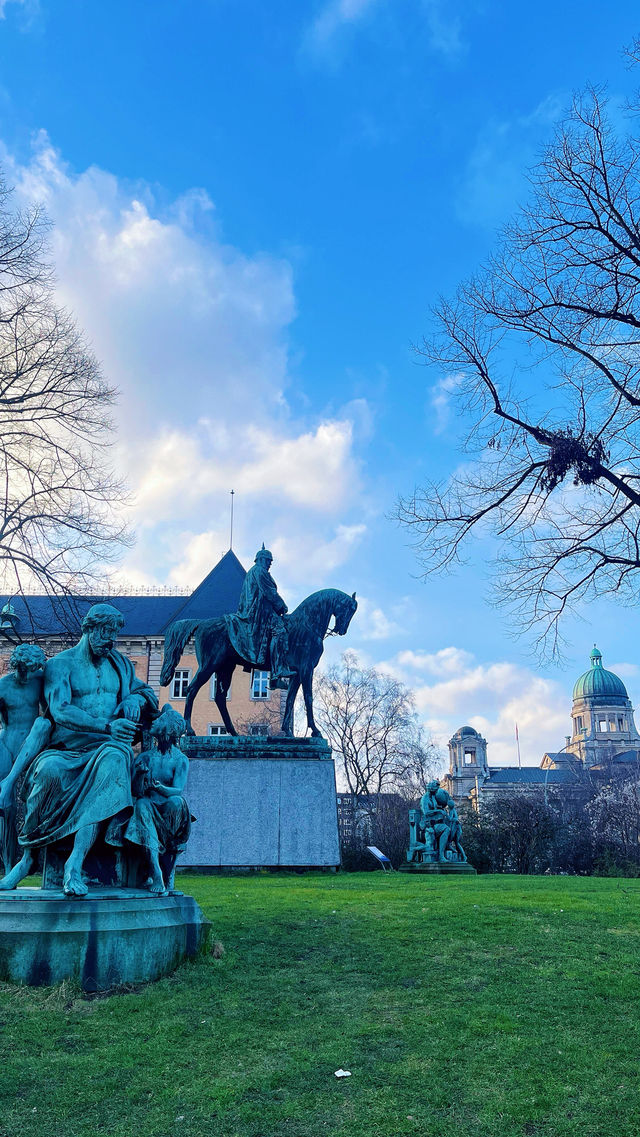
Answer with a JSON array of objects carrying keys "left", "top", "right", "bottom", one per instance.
[{"left": 159, "top": 588, "right": 357, "bottom": 737}]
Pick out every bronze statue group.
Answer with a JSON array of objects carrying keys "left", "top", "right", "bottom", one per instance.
[{"left": 0, "top": 547, "right": 357, "bottom": 896}]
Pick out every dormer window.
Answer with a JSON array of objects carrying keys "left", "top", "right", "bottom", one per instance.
[{"left": 464, "top": 748, "right": 475, "bottom": 765}]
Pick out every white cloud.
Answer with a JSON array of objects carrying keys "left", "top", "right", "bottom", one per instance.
[
  {"left": 0, "top": 0, "right": 37, "bottom": 19},
  {"left": 355, "top": 595, "right": 402, "bottom": 641},
  {"left": 4, "top": 134, "right": 295, "bottom": 435},
  {"left": 607, "top": 661, "right": 640, "bottom": 679},
  {"left": 308, "top": 0, "right": 379, "bottom": 50},
  {"left": 271, "top": 523, "right": 366, "bottom": 587},
  {"left": 430, "top": 373, "right": 462, "bottom": 434},
  {"left": 457, "top": 96, "right": 564, "bottom": 228},
  {"left": 0, "top": 133, "right": 367, "bottom": 589},
  {"left": 397, "top": 646, "right": 475, "bottom": 675},
  {"left": 305, "top": 0, "right": 465, "bottom": 62},
  {"left": 385, "top": 646, "right": 569, "bottom": 766},
  {"left": 422, "top": 0, "right": 464, "bottom": 58},
  {"left": 132, "top": 418, "right": 358, "bottom": 520},
  {"left": 166, "top": 530, "right": 231, "bottom": 590}
]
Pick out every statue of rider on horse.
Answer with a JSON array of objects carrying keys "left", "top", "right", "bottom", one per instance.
[
  {"left": 229, "top": 546, "right": 294, "bottom": 690},
  {"left": 159, "top": 546, "right": 357, "bottom": 738}
]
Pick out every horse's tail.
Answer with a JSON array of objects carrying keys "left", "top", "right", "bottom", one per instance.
[{"left": 160, "top": 619, "right": 200, "bottom": 686}]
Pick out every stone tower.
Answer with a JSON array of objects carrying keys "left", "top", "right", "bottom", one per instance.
[{"left": 445, "top": 725, "right": 489, "bottom": 800}]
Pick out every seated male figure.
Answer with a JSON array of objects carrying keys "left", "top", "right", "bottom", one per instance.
[{"left": 0, "top": 603, "right": 157, "bottom": 896}]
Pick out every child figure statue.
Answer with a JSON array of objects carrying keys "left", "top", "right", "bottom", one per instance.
[
  {"left": 0, "top": 644, "right": 47, "bottom": 874},
  {"left": 124, "top": 705, "right": 192, "bottom": 895}
]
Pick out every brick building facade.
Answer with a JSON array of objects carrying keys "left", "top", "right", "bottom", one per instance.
[{"left": 0, "top": 550, "right": 283, "bottom": 737}]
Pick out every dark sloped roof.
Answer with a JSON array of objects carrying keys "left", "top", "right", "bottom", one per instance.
[
  {"left": 611, "top": 750, "right": 640, "bottom": 764},
  {"left": 160, "top": 550, "right": 246, "bottom": 629},
  {"left": 487, "top": 766, "right": 577, "bottom": 784},
  {"left": 0, "top": 550, "right": 247, "bottom": 639}
]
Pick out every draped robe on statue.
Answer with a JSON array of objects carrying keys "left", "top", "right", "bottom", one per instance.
[
  {"left": 19, "top": 653, "right": 157, "bottom": 849},
  {"left": 227, "top": 560, "right": 288, "bottom": 668}
]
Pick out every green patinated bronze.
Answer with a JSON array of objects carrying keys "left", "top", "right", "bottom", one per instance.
[
  {"left": 160, "top": 546, "right": 357, "bottom": 738},
  {"left": 400, "top": 779, "right": 477, "bottom": 875},
  {"left": 0, "top": 604, "right": 209, "bottom": 988},
  {"left": 0, "top": 887, "right": 208, "bottom": 992},
  {"left": 0, "top": 644, "right": 46, "bottom": 874}
]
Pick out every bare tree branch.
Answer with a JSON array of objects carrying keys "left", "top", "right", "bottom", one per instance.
[
  {"left": 314, "top": 652, "right": 441, "bottom": 797},
  {"left": 396, "top": 82, "right": 640, "bottom": 657},
  {"left": 0, "top": 173, "right": 130, "bottom": 633}
]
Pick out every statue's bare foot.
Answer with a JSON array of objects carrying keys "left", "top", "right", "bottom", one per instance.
[
  {"left": 146, "top": 874, "right": 166, "bottom": 896},
  {"left": 0, "top": 853, "right": 34, "bottom": 890},
  {"left": 63, "top": 864, "right": 88, "bottom": 897}
]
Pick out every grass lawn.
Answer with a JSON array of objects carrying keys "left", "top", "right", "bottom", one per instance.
[{"left": 1, "top": 873, "right": 639, "bottom": 1137}]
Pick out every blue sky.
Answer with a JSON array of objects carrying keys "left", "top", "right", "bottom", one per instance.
[{"left": 1, "top": 0, "right": 640, "bottom": 765}]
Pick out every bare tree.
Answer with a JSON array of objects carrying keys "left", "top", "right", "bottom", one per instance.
[
  {"left": 588, "top": 774, "right": 640, "bottom": 868},
  {"left": 0, "top": 174, "right": 128, "bottom": 629},
  {"left": 314, "top": 651, "right": 440, "bottom": 796},
  {"left": 397, "top": 69, "right": 640, "bottom": 655}
]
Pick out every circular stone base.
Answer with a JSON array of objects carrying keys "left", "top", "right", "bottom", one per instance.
[
  {"left": 398, "top": 862, "right": 477, "bottom": 875},
  {"left": 0, "top": 887, "right": 210, "bottom": 991}
]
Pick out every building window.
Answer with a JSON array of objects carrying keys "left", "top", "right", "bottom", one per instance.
[
  {"left": 575, "top": 716, "right": 583, "bottom": 732},
  {"left": 172, "top": 669, "right": 190, "bottom": 699},
  {"left": 618, "top": 716, "right": 626, "bottom": 731},
  {"left": 609, "top": 718, "right": 617, "bottom": 731},
  {"left": 249, "top": 723, "right": 269, "bottom": 737},
  {"left": 210, "top": 675, "right": 231, "bottom": 701},
  {"left": 598, "top": 718, "right": 608, "bottom": 732},
  {"left": 251, "top": 670, "right": 270, "bottom": 700},
  {"left": 464, "top": 748, "right": 475, "bottom": 765},
  {"left": 207, "top": 724, "right": 228, "bottom": 736}
]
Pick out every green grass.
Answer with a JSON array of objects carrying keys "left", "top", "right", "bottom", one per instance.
[{"left": 1, "top": 873, "right": 639, "bottom": 1137}]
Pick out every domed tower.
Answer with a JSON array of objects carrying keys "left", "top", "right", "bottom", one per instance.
[
  {"left": 567, "top": 645, "right": 640, "bottom": 769},
  {"left": 444, "top": 725, "right": 489, "bottom": 800}
]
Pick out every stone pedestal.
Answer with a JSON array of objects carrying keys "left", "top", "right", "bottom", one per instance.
[
  {"left": 181, "top": 735, "right": 340, "bottom": 868},
  {"left": 398, "top": 862, "right": 477, "bottom": 875},
  {"left": 0, "top": 887, "right": 210, "bottom": 992}
]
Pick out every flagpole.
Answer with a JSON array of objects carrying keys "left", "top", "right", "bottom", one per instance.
[
  {"left": 230, "top": 489, "right": 235, "bottom": 550},
  {"left": 516, "top": 722, "right": 521, "bottom": 768}
]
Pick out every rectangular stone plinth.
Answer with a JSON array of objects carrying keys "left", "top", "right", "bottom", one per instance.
[
  {"left": 398, "top": 863, "right": 477, "bottom": 874},
  {"left": 181, "top": 736, "right": 332, "bottom": 761},
  {"left": 180, "top": 736, "right": 340, "bottom": 868}
]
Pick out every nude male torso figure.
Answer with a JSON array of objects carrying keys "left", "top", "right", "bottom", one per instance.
[{"left": 0, "top": 671, "right": 43, "bottom": 779}]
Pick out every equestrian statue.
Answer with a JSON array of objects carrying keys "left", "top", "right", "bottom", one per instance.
[{"left": 159, "top": 546, "right": 357, "bottom": 737}]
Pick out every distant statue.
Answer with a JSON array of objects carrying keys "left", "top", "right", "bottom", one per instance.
[
  {"left": 446, "top": 797, "right": 467, "bottom": 862},
  {"left": 113, "top": 705, "right": 192, "bottom": 895},
  {"left": 0, "top": 603, "right": 158, "bottom": 895},
  {"left": 0, "top": 644, "right": 46, "bottom": 873},
  {"left": 231, "top": 547, "right": 293, "bottom": 689},
  {"left": 406, "top": 779, "right": 468, "bottom": 865},
  {"left": 160, "top": 549, "right": 358, "bottom": 737}
]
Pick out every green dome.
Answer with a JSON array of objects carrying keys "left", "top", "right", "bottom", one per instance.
[{"left": 572, "top": 645, "right": 628, "bottom": 701}]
